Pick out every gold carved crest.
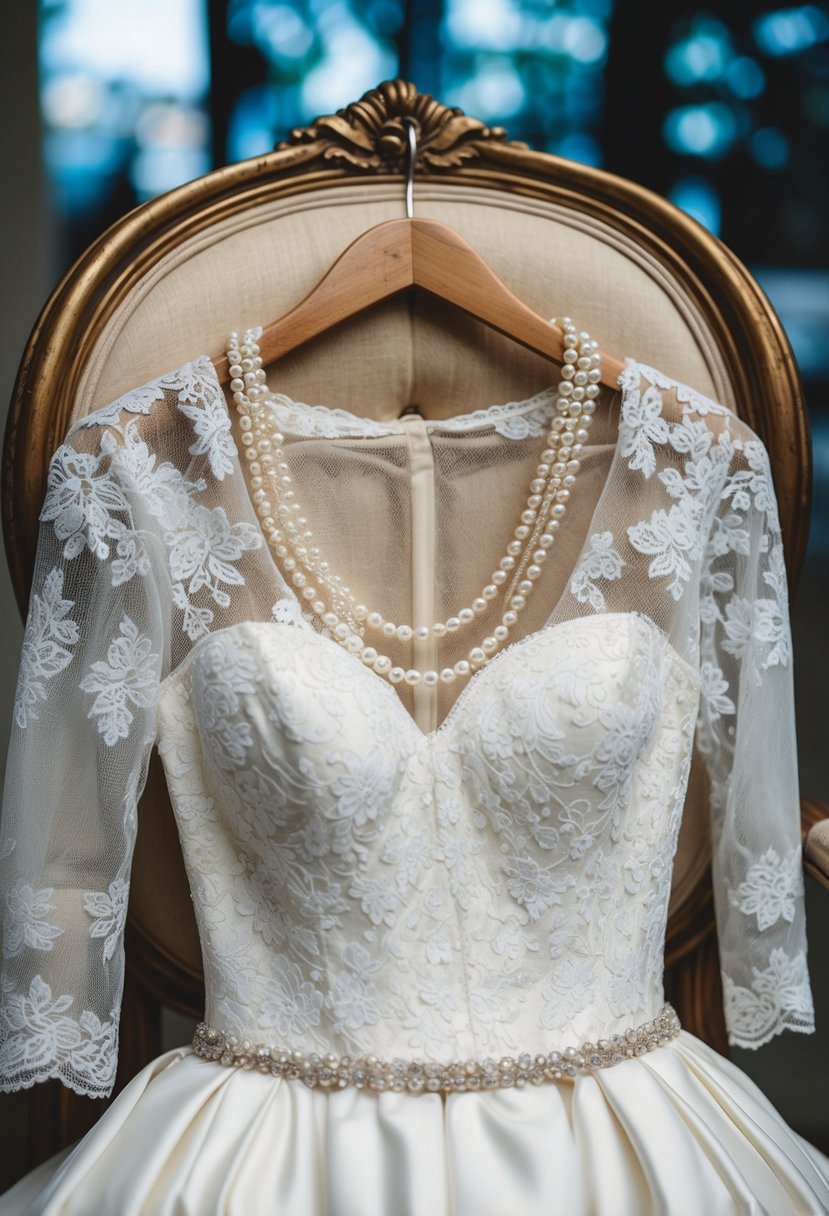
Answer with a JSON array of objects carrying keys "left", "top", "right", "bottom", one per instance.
[{"left": 276, "top": 78, "right": 521, "bottom": 172}]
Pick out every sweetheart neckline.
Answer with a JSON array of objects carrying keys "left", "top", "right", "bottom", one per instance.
[{"left": 158, "top": 610, "right": 700, "bottom": 744}]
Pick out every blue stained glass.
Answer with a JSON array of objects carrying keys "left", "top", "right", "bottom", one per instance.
[
  {"left": 41, "top": 0, "right": 209, "bottom": 100},
  {"left": 724, "top": 56, "right": 766, "bottom": 99},
  {"left": 39, "top": 0, "right": 211, "bottom": 215},
  {"left": 227, "top": 0, "right": 399, "bottom": 158},
  {"left": 301, "top": 23, "right": 397, "bottom": 115},
  {"left": 753, "top": 5, "right": 829, "bottom": 57},
  {"left": 669, "top": 175, "right": 722, "bottom": 234},
  {"left": 227, "top": 86, "right": 281, "bottom": 162},
  {"left": 253, "top": 6, "right": 315, "bottom": 61},
  {"left": 364, "top": 0, "right": 404, "bottom": 36},
  {"left": 441, "top": 0, "right": 611, "bottom": 165},
  {"left": 443, "top": 0, "right": 523, "bottom": 50},
  {"left": 751, "top": 127, "right": 790, "bottom": 168},
  {"left": 42, "top": 127, "right": 126, "bottom": 213},
  {"left": 446, "top": 58, "right": 527, "bottom": 120},
  {"left": 558, "top": 16, "right": 608, "bottom": 63},
  {"left": 664, "top": 103, "right": 738, "bottom": 159},
  {"left": 550, "top": 131, "right": 602, "bottom": 165},
  {"left": 131, "top": 145, "right": 211, "bottom": 201},
  {"left": 664, "top": 20, "right": 732, "bottom": 86}
]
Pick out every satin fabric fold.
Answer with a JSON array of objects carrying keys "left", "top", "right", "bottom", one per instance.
[{"left": 2, "top": 1033, "right": 827, "bottom": 1216}]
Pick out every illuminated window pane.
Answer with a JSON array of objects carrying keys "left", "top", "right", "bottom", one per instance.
[
  {"left": 664, "top": 18, "right": 732, "bottom": 85},
  {"left": 441, "top": 0, "right": 612, "bottom": 163},
  {"left": 226, "top": 0, "right": 399, "bottom": 162},
  {"left": 39, "top": 0, "right": 211, "bottom": 227},
  {"left": 751, "top": 126, "right": 790, "bottom": 168},
  {"left": 753, "top": 5, "right": 829, "bottom": 56},
  {"left": 659, "top": 7, "right": 829, "bottom": 266},
  {"left": 724, "top": 56, "right": 765, "bottom": 99},
  {"left": 669, "top": 175, "right": 722, "bottom": 234},
  {"left": 664, "top": 103, "right": 738, "bottom": 159}
]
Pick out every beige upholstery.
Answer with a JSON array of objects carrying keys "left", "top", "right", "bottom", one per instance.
[
  {"left": 74, "top": 184, "right": 733, "bottom": 421},
  {"left": 66, "top": 178, "right": 743, "bottom": 982}
]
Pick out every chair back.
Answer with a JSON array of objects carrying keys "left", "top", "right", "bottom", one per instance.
[{"left": 3, "top": 83, "right": 810, "bottom": 1117}]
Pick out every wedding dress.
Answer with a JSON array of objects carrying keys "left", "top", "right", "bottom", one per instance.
[{"left": 0, "top": 344, "right": 827, "bottom": 1215}]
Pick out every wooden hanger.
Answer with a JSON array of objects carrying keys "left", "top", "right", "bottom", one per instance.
[{"left": 212, "top": 119, "right": 624, "bottom": 392}]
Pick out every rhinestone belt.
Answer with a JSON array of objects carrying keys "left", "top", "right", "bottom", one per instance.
[{"left": 191, "top": 1003, "right": 680, "bottom": 1095}]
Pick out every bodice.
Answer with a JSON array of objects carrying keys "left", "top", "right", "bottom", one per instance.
[{"left": 156, "top": 610, "right": 700, "bottom": 1062}]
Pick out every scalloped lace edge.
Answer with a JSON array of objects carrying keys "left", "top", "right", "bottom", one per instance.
[
  {"left": 0, "top": 1064, "right": 114, "bottom": 1098},
  {"left": 727, "top": 1015, "right": 816, "bottom": 1052}
]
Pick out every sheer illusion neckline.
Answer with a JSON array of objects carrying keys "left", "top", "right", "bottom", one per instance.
[
  {"left": 262, "top": 382, "right": 563, "bottom": 437},
  {"left": 218, "top": 323, "right": 588, "bottom": 436},
  {"left": 202, "top": 354, "right": 634, "bottom": 735},
  {"left": 207, "top": 353, "right": 626, "bottom": 598}
]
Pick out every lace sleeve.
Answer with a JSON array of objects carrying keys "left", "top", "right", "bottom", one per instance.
[
  {"left": 697, "top": 424, "right": 816, "bottom": 1050},
  {"left": 0, "top": 417, "right": 168, "bottom": 1097}
]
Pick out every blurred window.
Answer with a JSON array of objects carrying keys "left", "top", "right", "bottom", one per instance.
[{"left": 38, "top": 1, "right": 829, "bottom": 558}]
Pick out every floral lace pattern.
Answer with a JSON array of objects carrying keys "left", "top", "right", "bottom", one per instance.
[
  {"left": 723, "top": 948, "right": 813, "bottom": 1048},
  {"left": 0, "top": 351, "right": 816, "bottom": 1096},
  {"left": 569, "top": 532, "right": 626, "bottom": 611},
  {"left": 156, "top": 613, "right": 698, "bottom": 1059},
  {"left": 267, "top": 386, "right": 560, "bottom": 441},
  {"left": 3, "top": 882, "right": 63, "bottom": 959},
  {"left": 83, "top": 879, "right": 130, "bottom": 964},
  {"left": 0, "top": 975, "right": 117, "bottom": 1097},
  {"left": 12, "top": 568, "right": 78, "bottom": 729},
  {"left": 728, "top": 846, "right": 803, "bottom": 932},
  {"left": 79, "top": 615, "right": 160, "bottom": 746}
]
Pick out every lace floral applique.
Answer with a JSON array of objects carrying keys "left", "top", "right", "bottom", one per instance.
[
  {"left": 78, "top": 615, "right": 160, "bottom": 746},
  {"left": 627, "top": 503, "right": 705, "bottom": 602},
  {"left": 0, "top": 975, "right": 118, "bottom": 1097},
  {"left": 74, "top": 383, "right": 164, "bottom": 430},
  {"left": 3, "top": 882, "right": 63, "bottom": 958},
  {"left": 39, "top": 432, "right": 133, "bottom": 562},
  {"left": 272, "top": 597, "right": 303, "bottom": 625},
  {"left": 264, "top": 386, "right": 558, "bottom": 442},
  {"left": 13, "top": 568, "right": 79, "bottom": 728},
  {"left": 619, "top": 381, "right": 671, "bottom": 478},
  {"left": 177, "top": 383, "right": 236, "bottom": 480},
  {"left": 164, "top": 505, "right": 262, "bottom": 611},
  {"left": 628, "top": 358, "right": 733, "bottom": 420},
  {"left": 723, "top": 948, "right": 813, "bottom": 1049},
  {"left": 569, "top": 532, "right": 626, "bottom": 611},
  {"left": 83, "top": 879, "right": 130, "bottom": 963},
  {"left": 728, "top": 846, "right": 803, "bottom": 932}
]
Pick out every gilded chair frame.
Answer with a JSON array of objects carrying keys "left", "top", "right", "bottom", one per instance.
[{"left": 3, "top": 80, "right": 826, "bottom": 1165}]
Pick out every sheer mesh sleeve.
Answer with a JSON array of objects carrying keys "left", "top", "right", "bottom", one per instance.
[
  {"left": 697, "top": 424, "right": 815, "bottom": 1049},
  {"left": 0, "top": 417, "right": 168, "bottom": 1097}
]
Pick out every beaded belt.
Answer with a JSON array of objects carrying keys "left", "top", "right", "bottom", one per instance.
[{"left": 191, "top": 1002, "right": 680, "bottom": 1095}]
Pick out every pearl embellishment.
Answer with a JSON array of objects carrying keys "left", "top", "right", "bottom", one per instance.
[
  {"left": 192, "top": 1004, "right": 681, "bottom": 1094},
  {"left": 227, "top": 321, "right": 600, "bottom": 684}
]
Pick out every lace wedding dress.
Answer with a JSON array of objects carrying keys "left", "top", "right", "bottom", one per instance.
[{"left": 0, "top": 348, "right": 827, "bottom": 1215}]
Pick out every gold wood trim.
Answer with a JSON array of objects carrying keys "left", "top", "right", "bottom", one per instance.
[
  {"left": 4, "top": 82, "right": 810, "bottom": 605},
  {"left": 1, "top": 80, "right": 811, "bottom": 1061}
]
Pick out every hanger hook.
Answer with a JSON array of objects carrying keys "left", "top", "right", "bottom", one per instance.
[{"left": 403, "top": 117, "right": 417, "bottom": 219}]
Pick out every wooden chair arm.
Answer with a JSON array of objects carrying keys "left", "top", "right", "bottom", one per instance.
[{"left": 802, "top": 798, "right": 829, "bottom": 892}]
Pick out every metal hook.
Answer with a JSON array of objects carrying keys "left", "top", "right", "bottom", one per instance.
[{"left": 403, "top": 117, "right": 417, "bottom": 219}]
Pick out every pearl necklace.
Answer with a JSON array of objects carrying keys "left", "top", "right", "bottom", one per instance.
[{"left": 227, "top": 321, "right": 600, "bottom": 686}]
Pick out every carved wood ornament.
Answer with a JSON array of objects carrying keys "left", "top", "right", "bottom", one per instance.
[{"left": 276, "top": 78, "right": 514, "bottom": 172}]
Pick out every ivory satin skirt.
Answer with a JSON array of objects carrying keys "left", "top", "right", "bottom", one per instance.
[{"left": 2, "top": 1030, "right": 828, "bottom": 1216}]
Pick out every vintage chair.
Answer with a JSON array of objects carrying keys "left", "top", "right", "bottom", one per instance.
[{"left": 4, "top": 80, "right": 828, "bottom": 1171}]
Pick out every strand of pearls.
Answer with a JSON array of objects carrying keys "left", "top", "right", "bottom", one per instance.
[{"left": 227, "top": 321, "right": 600, "bottom": 687}]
